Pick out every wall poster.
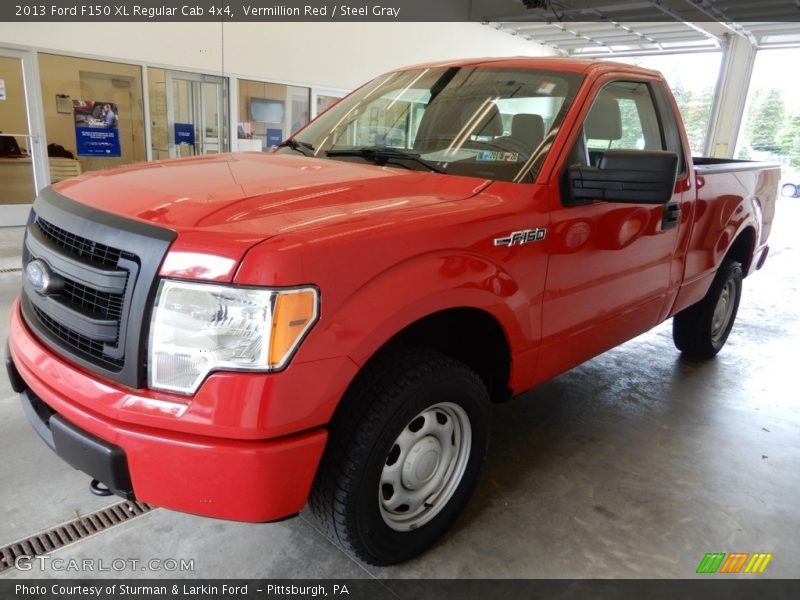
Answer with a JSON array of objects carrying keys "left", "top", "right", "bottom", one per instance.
[{"left": 73, "top": 99, "right": 121, "bottom": 157}]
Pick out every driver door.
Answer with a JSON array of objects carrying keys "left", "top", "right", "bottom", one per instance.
[{"left": 536, "top": 77, "right": 689, "bottom": 381}]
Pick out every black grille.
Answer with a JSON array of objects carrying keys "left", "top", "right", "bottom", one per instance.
[
  {"left": 26, "top": 215, "right": 133, "bottom": 371},
  {"left": 32, "top": 306, "right": 124, "bottom": 370},
  {"left": 35, "top": 216, "right": 135, "bottom": 268},
  {"left": 22, "top": 188, "right": 176, "bottom": 388},
  {"left": 61, "top": 278, "right": 125, "bottom": 322}
]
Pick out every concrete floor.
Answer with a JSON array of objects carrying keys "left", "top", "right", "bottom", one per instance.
[{"left": 0, "top": 199, "right": 798, "bottom": 581}]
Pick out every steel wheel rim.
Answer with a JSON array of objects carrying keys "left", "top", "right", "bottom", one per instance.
[
  {"left": 711, "top": 279, "right": 736, "bottom": 344},
  {"left": 378, "top": 401, "right": 472, "bottom": 532}
]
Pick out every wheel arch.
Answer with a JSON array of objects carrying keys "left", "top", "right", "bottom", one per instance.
[
  {"left": 341, "top": 307, "right": 513, "bottom": 408},
  {"left": 726, "top": 225, "right": 756, "bottom": 276},
  {"left": 389, "top": 307, "right": 512, "bottom": 403}
]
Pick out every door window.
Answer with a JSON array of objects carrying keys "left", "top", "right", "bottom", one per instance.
[{"left": 584, "top": 81, "right": 665, "bottom": 166}]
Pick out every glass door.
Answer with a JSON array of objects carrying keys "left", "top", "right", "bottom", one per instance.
[
  {"left": 166, "top": 71, "right": 228, "bottom": 158},
  {"left": 0, "top": 48, "right": 47, "bottom": 226}
]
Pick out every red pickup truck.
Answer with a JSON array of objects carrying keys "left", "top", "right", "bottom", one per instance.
[{"left": 7, "top": 57, "right": 779, "bottom": 565}]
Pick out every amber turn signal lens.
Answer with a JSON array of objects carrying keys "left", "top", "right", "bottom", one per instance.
[{"left": 269, "top": 289, "right": 318, "bottom": 367}]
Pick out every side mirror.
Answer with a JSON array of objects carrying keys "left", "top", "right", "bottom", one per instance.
[
  {"left": 566, "top": 150, "right": 679, "bottom": 205},
  {"left": 781, "top": 183, "right": 798, "bottom": 198}
]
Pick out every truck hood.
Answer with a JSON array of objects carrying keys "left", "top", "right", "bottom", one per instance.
[{"left": 54, "top": 152, "right": 488, "bottom": 281}]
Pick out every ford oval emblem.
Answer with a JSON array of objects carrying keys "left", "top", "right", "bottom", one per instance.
[{"left": 25, "top": 260, "right": 53, "bottom": 294}]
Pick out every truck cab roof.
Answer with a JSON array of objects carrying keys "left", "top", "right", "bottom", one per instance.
[{"left": 394, "top": 56, "right": 664, "bottom": 79}]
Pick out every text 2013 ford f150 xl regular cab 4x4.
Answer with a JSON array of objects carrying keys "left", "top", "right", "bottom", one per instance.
[{"left": 7, "top": 58, "right": 779, "bottom": 565}]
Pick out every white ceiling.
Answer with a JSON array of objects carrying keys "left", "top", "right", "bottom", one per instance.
[{"left": 471, "top": 0, "right": 800, "bottom": 56}]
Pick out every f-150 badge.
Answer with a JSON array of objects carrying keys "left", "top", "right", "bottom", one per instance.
[{"left": 494, "top": 228, "right": 547, "bottom": 247}]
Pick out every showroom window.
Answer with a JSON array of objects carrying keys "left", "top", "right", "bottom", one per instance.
[
  {"left": 735, "top": 48, "right": 800, "bottom": 181},
  {"left": 314, "top": 91, "right": 346, "bottom": 118},
  {"left": 37, "top": 53, "right": 146, "bottom": 177},
  {"left": 238, "top": 79, "right": 310, "bottom": 151}
]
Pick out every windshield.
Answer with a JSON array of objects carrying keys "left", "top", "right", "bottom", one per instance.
[{"left": 281, "top": 66, "right": 584, "bottom": 183}]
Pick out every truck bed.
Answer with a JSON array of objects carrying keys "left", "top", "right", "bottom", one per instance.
[{"left": 693, "top": 156, "right": 781, "bottom": 174}]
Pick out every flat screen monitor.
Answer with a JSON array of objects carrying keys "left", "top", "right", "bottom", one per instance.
[{"left": 251, "top": 98, "right": 284, "bottom": 124}]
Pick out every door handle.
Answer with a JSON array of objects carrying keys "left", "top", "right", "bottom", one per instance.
[{"left": 662, "top": 203, "right": 681, "bottom": 230}]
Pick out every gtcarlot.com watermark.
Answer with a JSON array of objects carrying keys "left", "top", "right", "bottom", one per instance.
[{"left": 14, "top": 555, "right": 195, "bottom": 573}]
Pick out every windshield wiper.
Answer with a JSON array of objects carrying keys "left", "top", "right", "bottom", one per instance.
[
  {"left": 277, "top": 138, "right": 315, "bottom": 156},
  {"left": 326, "top": 147, "right": 446, "bottom": 174}
]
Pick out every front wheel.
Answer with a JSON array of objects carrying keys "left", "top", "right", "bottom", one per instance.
[
  {"left": 673, "top": 258, "right": 743, "bottom": 359},
  {"left": 310, "top": 349, "right": 490, "bottom": 565}
]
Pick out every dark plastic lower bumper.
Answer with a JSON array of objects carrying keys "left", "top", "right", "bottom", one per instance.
[{"left": 7, "top": 342, "right": 134, "bottom": 500}]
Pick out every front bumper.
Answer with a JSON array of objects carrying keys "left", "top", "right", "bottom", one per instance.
[
  {"left": 14, "top": 381, "right": 134, "bottom": 499},
  {"left": 7, "top": 299, "right": 335, "bottom": 522}
]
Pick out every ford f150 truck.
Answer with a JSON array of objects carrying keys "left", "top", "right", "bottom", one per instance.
[{"left": 7, "top": 58, "right": 779, "bottom": 565}]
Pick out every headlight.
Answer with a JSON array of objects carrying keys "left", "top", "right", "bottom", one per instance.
[{"left": 148, "top": 280, "right": 319, "bottom": 394}]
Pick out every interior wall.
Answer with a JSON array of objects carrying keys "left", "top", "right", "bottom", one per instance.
[{"left": 0, "top": 22, "right": 555, "bottom": 90}]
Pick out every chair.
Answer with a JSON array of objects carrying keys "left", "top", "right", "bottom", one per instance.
[
  {"left": 491, "top": 114, "right": 545, "bottom": 157},
  {"left": 585, "top": 96, "right": 623, "bottom": 166},
  {"left": 49, "top": 157, "right": 82, "bottom": 183},
  {"left": 414, "top": 97, "right": 503, "bottom": 152}
]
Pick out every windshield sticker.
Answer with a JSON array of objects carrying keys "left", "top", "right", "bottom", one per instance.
[
  {"left": 477, "top": 151, "right": 521, "bottom": 162},
  {"left": 422, "top": 149, "right": 475, "bottom": 162}
]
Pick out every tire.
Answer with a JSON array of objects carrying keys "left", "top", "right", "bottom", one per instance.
[
  {"left": 309, "top": 348, "right": 491, "bottom": 565},
  {"left": 673, "top": 258, "right": 743, "bottom": 359}
]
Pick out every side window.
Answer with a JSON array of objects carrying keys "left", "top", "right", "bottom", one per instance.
[{"left": 584, "top": 81, "right": 664, "bottom": 166}]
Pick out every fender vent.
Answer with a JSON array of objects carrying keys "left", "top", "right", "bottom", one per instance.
[{"left": 0, "top": 500, "right": 155, "bottom": 572}]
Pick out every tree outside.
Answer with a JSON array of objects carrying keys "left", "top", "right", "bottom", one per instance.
[
  {"left": 778, "top": 113, "right": 800, "bottom": 172},
  {"left": 672, "top": 84, "right": 715, "bottom": 156},
  {"left": 739, "top": 87, "right": 799, "bottom": 181},
  {"left": 746, "top": 89, "right": 785, "bottom": 152}
]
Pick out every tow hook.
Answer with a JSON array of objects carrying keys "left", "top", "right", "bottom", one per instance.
[{"left": 90, "top": 479, "right": 113, "bottom": 497}]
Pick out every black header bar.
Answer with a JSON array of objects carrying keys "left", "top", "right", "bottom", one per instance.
[
  {"left": 5, "top": 579, "right": 800, "bottom": 600},
  {"left": 2, "top": 0, "right": 800, "bottom": 22}
]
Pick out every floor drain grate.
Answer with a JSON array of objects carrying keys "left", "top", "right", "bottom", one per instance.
[{"left": 0, "top": 500, "right": 155, "bottom": 572}]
